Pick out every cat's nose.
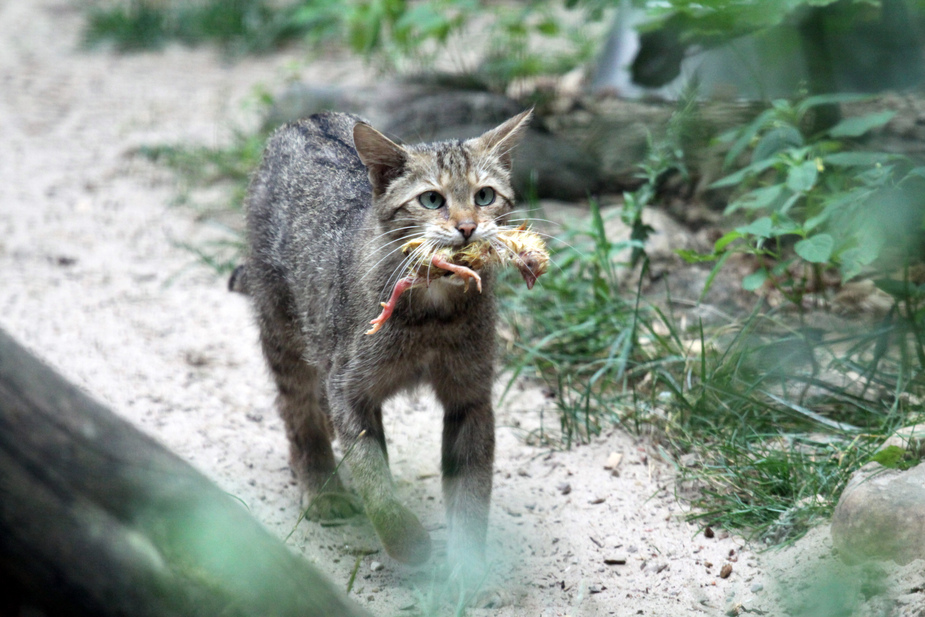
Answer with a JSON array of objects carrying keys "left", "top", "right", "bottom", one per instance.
[{"left": 457, "top": 222, "right": 477, "bottom": 240}]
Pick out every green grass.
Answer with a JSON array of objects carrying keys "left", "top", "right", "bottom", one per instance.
[
  {"left": 138, "top": 128, "right": 265, "bottom": 204},
  {"left": 502, "top": 194, "right": 925, "bottom": 545},
  {"left": 83, "top": 0, "right": 309, "bottom": 54},
  {"left": 139, "top": 127, "right": 264, "bottom": 273}
]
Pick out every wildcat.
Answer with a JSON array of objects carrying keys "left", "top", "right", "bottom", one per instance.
[{"left": 243, "top": 109, "right": 532, "bottom": 571}]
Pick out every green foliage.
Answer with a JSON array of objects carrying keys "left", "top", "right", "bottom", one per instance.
[
  {"left": 83, "top": 0, "right": 310, "bottom": 53},
  {"left": 683, "top": 94, "right": 925, "bottom": 304},
  {"left": 296, "top": 0, "right": 607, "bottom": 88},
  {"left": 83, "top": 0, "right": 606, "bottom": 88},
  {"left": 629, "top": 0, "right": 884, "bottom": 41},
  {"left": 139, "top": 126, "right": 266, "bottom": 273},
  {"left": 505, "top": 96, "right": 925, "bottom": 544},
  {"left": 138, "top": 129, "right": 265, "bottom": 198},
  {"left": 502, "top": 199, "right": 641, "bottom": 448},
  {"left": 509, "top": 204, "right": 925, "bottom": 542}
]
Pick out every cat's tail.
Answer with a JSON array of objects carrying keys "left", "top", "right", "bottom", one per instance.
[{"left": 228, "top": 264, "right": 249, "bottom": 295}]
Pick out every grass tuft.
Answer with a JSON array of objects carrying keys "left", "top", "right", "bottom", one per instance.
[
  {"left": 83, "top": 0, "right": 308, "bottom": 54},
  {"left": 504, "top": 197, "right": 925, "bottom": 544}
]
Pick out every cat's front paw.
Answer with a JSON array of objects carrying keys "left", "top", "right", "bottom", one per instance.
[
  {"left": 368, "top": 501, "right": 432, "bottom": 565},
  {"left": 445, "top": 562, "right": 515, "bottom": 609},
  {"left": 301, "top": 491, "right": 364, "bottom": 522},
  {"left": 471, "top": 585, "right": 515, "bottom": 609}
]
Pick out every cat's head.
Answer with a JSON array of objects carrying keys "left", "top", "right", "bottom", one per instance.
[{"left": 352, "top": 110, "right": 532, "bottom": 247}]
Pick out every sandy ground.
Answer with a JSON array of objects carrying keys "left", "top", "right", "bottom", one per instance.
[{"left": 6, "top": 2, "right": 925, "bottom": 616}]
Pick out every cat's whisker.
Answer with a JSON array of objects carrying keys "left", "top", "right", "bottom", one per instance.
[
  {"left": 361, "top": 233, "right": 429, "bottom": 288},
  {"left": 378, "top": 252, "right": 419, "bottom": 304},
  {"left": 357, "top": 225, "right": 420, "bottom": 251},
  {"left": 377, "top": 239, "right": 435, "bottom": 303},
  {"left": 505, "top": 216, "right": 563, "bottom": 229},
  {"left": 361, "top": 231, "right": 422, "bottom": 256}
]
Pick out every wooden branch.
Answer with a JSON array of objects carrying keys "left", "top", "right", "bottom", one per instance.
[{"left": 0, "top": 328, "right": 372, "bottom": 617}]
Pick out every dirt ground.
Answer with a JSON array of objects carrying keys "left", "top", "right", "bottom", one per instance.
[{"left": 4, "top": 2, "right": 925, "bottom": 616}]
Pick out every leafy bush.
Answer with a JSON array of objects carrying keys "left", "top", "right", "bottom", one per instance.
[
  {"left": 504, "top": 94, "right": 925, "bottom": 542},
  {"left": 682, "top": 94, "right": 925, "bottom": 305},
  {"left": 84, "top": 0, "right": 310, "bottom": 53}
]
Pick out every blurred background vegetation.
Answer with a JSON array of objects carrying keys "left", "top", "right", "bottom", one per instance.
[{"left": 84, "top": 0, "right": 925, "bottom": 547}]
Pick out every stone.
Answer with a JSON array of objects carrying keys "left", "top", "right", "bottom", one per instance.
[
  {"left": 262, "top": 81, "right": 603, "bottom": 200},
  {"left": 831, "top": 461, "right": 925, "bottom": 565},
  {"left": 604, "top": 452, "right": 623, "bottom": 470}
]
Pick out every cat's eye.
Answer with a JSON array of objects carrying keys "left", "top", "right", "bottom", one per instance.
[
  {"left": 474, "top": 187, "right": 495, "bottom": 207},
  {"left": 418, "top": 191, "right": 445, "bottom": 209}
]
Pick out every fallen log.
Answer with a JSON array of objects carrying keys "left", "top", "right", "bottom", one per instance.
[{"left": 0, "top": 328, "right": 371, "bottom": 617}]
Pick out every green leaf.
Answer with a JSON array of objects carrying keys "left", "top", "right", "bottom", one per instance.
[
  {"left": 794, "top": 234, "right": 834, "bottom": 263},
  {"left": 737, "top": 216, "right": 774, "bottom": 238},
  {"left": 875, "top": 278, "right": 915, "bottom": 300},
  {"left": 838, "top": 245, "right": 876, "bottom": 281},
  {"left": 710, "top": 157, "right": 779, "bottom": 189},
  {"left": 796, "top": 92, "right": 872, "bottom": 116},
  {"left": 726, "top": 184, "right": 785, "bottom": 214},
  {"left": 676, "top": 249, "right": 718, "bottom": 264},
  {"left": 828, "top": 110, "right": 896, "bottom": 138},
  {"left": 700, "top": 251, "right": 732, "bottom": 301},
  {"left": 722, "top": 111, "right": 774, "bottom": 168},
  {"left": 856, "top": 164, "right": 894, "bottom": 187},
  {"left": 804, "top": 211, "right": 830, "bottom": 232},
  {"left": 752, "top": 126, "right": 804, "bottom": 163},
  {"left": 823, "top": 152, "right": 898, "bottom": 167},
  {"left": 714, "top": 230, "right": 744, "bottom": 252},
  {"left": 778, "top": 191, "right": 803, "bottom": 216},
  {"left": 743, "top": 268, "right": 769, "bottom": 291},
  {"left": 786, "top": 160, "right": 818, "bottom": 193}
]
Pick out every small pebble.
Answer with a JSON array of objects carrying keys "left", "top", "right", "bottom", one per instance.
[
  {"left": 750, "top": 583, "right": 763, "bottom": 593},
  {"left": 704, "top": 526, "right": 715, "bottom": 539},
  {"left": 604, "top": 556, "right": 627, "bottom": 565},
  {"left": 557, "top": 482, "right": 572, "bottom": 495},
  {"left": 370, "top": 561, "right": 384, "bottom": 572},
  {"left": 604, "top": 452, "right": 623, "bottom": 470},
  {"left": 589, "top": 584, "right": 605, "bottom": 594},
  {"left": 720, "top": 563, "right": 733, "bottom": 579}
]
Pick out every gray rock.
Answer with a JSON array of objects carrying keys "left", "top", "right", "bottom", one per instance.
[
  {"left": 831, "top": 461, "right": 925, "bottom": 565},
  {"left": 262, "top": 82, "right": 522, "bottom": 138},
  {"left": 261, "top": 82, "right": 602, "bottom": 200}
]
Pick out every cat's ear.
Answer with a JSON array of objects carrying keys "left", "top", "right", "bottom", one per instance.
[
  {"left": 353, "top": 122, "right": 407, "bottom": 195},
  {"left": 475, "top": 108, "right": 533, "bottom": 170}
]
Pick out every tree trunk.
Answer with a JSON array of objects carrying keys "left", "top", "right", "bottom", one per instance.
[{"left": 0, "top": 328, "right": 372, "bottom": 617}]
